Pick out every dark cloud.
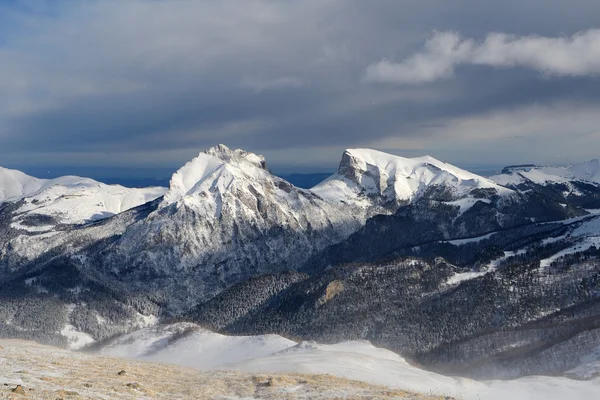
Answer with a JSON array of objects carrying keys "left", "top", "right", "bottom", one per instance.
[{"left": 1, "top": 0, "right": 600, "bottom": 173}]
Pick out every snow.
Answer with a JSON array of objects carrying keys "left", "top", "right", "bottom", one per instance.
[
  {"left": 237, "top": 342, "right": 600, "bottom": 400},
  {"left": 487, "top": 249, "right": 528, "bottom": 270},
  {"left": 99, "top": 323, "right": 295, "bottom": 369},
  {"left": 446, "top": 197, "right": 491, "bottom": 215},
  {"left": 10, "top": 222, "right": 55, "bottom": 233},
  {"left": 446, "top": 271, "right": 488, "bottom": 285},
  {"left": 492, "top": 159, "right": 600, "bottom": 187},
  {"left": 0, "top": 166, "right": 167, "bottom": 226},
  {"left": 161, "top": 144, "right": 267, "bottom": 207},
  {"left": 539, "top": 216, "right": 600, "bottom": 270},
  {"left": 60, "top": 324, "right": 95, "bottom": 350},
  {"left": 312, "top": 148, "right": 510, "bottom": 208},
  {"left": 444, "top": 232, "right": 495, "bottom": 245},
  {"left": 0, "top": 166, "right": 46, "bottom": 201},
  {"left": 100, "top": 324, "right": 600, "bottom": 400}
]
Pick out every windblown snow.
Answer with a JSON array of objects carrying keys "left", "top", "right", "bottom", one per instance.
[{"left": 98, "top": 323, "right": 600, "bottom": 400}]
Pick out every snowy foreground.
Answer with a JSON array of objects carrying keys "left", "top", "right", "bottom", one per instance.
[
  {"left": 98, "top": 323, "right": 600, "bottom": 400},
  {"left": 0, "top": 339, "right": 442, "bottom": 400}
]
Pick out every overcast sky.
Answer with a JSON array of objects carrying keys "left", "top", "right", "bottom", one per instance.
[{"left": 1, "top": 0, "right": 600, "bottom": 177}]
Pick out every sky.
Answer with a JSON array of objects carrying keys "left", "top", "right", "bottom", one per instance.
[{"left": 1, "top": 0, "right": 600, "bottom": 180}]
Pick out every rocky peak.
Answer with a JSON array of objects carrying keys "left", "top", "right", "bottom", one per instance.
[
  {"left": 204, "top": 144, "right": 267, "bottom": 171},
  {"left": 161, "top": 145, "right": 269, "bottom": 207}
]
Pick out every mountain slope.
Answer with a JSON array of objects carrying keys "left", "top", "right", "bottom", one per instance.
[
  {"left": 186, "top": 213, "right": 600, "bottom": 379},
  {"left": 0, "top": 167, "right": 46, "bottom": 201}
]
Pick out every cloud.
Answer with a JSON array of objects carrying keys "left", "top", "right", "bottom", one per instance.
[
  {"left": 240, "top": 76, "right": 304, "bottom": 93},
  {"left": 2, "top": 0, "right": 600, "bottom": 173},
  {"left": 365, "top": 29, "right": 600, "bottom": 84}
]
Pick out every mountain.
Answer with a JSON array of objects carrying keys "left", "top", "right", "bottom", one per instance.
[
  {"left": 0, "top": 145, "right": 368, "bottom": 345},
  {"left": 0, "top": 169, "right": 167, "bottom": 348},
  {"left": 88, "top": 145, "right": 369, "bottom": 313},
  {"left": 491, "top": 159, "right": 600, "bottom": 209},
  {"left": 187, "top": 214, "right": 600, "bottom": 379},
  {"left": 0, "top": 166, "right": 167, "bottom": 229},
  {"left": 494, "top": 159, "right": 600, "bottom": 186},
  {"left": 1, "top": 145, "right": 600, "bottom": 380},
  {"left": 313, "top": 149, "right": 510, "bottom": 210}
]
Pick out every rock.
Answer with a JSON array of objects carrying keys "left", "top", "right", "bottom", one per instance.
[
  {"left": 0, "top": 345, "right": 4, "bottom": 350},
  {"left": 264, "top": 376, "right": 297, "bottom": 387},
  {"left": 83, "top": 383, "right": 92, "bottom": 388},
  {"left": 12, "top": 385, "right": 25, "bottom": 394},
  {"left": 117, "top": 370, "right": 126, "bottom": 376},
  {"left": 126, "top": 383, "right": 140, "bottom": 389},
  {"left": 55, "top": 389, "right": 79, "bottom": 396},
  {"left": 316, "top": 280, "right": 344, "bottom": 306}
]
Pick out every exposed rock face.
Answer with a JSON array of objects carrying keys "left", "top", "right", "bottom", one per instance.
[{"left": 317, "top": 281, "right": 344, "bottom": 307}]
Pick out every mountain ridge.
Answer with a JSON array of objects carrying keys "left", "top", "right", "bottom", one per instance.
[{"left": 1, "top": 145, "right": 600, "bottom": 381}]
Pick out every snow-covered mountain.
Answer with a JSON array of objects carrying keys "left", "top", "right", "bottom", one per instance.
[
  {"left": 492, "top": 159, "right": 600, "bottom": 187},
  {"left": 490, "top": 159, "right": 600, "bottom": 211},
  {"left": 0, "top": 166, "right": 167, "bottom": 229},
  {"left": 0, "top": 167, "right": 46, "bottom": 201},
  {"left": 93, "top": 145, "right": 367, "bottom": 312},
  {"left": 1, "top": 144, "right": 600, "bottom": 375},
  {"left": 313, "top": 149, "right": 512, "bottom": 210}
]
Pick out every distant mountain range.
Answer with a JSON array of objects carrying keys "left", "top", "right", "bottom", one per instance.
[{"left": 1, "top": 145, "right": 599, "bottom": 380}]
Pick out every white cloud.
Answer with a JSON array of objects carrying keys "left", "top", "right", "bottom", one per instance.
[{"left": 366, "top": 29, "right": 600, "bottom": 84}]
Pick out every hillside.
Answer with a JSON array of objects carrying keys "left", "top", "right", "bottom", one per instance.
[
  {"left": 0, "top": 339, "right": 443, "bottom": 400},
  {"left": 91, "top": 323, "right": 600, "bottom": 400}
]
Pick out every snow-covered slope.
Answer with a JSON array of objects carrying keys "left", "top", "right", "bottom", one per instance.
[
  {"left": 492, "top": 159, "right": 600, "bottom": 187},
  {"left": 2, "top": 339, "right": 434, "bottom": 400},
  {"left": 0, "top": 167, "right": 46, "bottom": 201},
  {"left": 0, "top": 166, "right": 167, "bottom": 228},
  {"left": 99, "top": 323, "right": 295, "bottom": 369},
  {"left": 313, "top": 149, "right": 511, "bottom": 209},
  {"left": 97, "top": 323, "right": 600, "bottom": 400}
]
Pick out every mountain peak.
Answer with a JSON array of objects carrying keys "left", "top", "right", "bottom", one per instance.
[
  {"left": 0, "top": 166, "right": 45, "bottom": 201},
  {"left": 161, "top": 145, "right": 269, "bottom": 207},
  {"left": 204, "top": 144, "right": 267, "bottom": 170},
  {"left": 314, "top": 148, "right": 507, "bottom": 207}
]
